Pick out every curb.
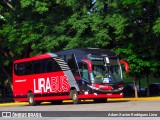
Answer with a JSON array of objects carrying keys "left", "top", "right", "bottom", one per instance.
[
  {"left": 0, "top": 102, "right": 28, "bottom": 106},
  {"left": 0, "top": 97, "right": 160, "bottom": 106},
  {"left": 108, "top": 97, "right": 160, "bottom": 101}
]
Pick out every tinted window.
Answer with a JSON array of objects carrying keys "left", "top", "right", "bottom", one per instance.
[
  {"left": 34, "top": 62, "right": 42, "bottom": 74},
  {"left": 45, "top": 59, "right": 61, "bottom": 72},
  {"left": 66, "top": 54, "right": 79, "bottom": 76},
  {"left": 14, "top": 62, "right": 33, "bottom": 76},
  {"left": 46, "top": 59, "right": 53, "bottom": 72},
  {"left": 81, "top": 63, "right": 89, "bottom": 81},
  {"left": 14, "top": 58, "right": 62, "bottom": 76},
  {"left": 24, "top": 63, "right": 33, "bottom": 75},
  {"left": 14, "top": 63, "right": 25, "bottom": 75}
]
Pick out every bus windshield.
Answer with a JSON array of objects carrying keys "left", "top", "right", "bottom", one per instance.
[{"left": 92, "top": 58, "right": 122, "bottom": 84}]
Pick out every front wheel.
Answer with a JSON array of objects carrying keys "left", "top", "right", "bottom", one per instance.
[
  {"left": 27, "top": 92, "right": 36, "bottom": 106},
  {"left": 70, "top": 89, "right": 80, "bottom": 104}
]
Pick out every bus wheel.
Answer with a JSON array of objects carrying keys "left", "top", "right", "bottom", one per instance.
[
  {"left": 28, "top": 92, "right": 36, "bottom": 106},
  {"left": 70, "top": 89, "right": 80, "bottom": 104},
  {"left": 93, "top": 98, "right": 107, "bottom": 103}
]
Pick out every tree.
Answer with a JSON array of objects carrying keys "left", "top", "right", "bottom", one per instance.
[
  {"left": 111, "top": 0, "right": 160, "bottom": 97},
  {"left": 0, "top": 0, "right": 160, "bottom": 99}
]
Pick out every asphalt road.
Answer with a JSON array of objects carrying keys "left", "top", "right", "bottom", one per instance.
[
  {"left": 0, "top": 100, "right": 160, "bottom": 111},
  {"left": 0, "top": 100, "right": 160, "bottom": 120}
]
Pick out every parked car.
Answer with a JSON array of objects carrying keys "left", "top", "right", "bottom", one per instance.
[
  {"left": 123, "top": 82, "right": 146, "bottom": 97},
  {"left": 147, "top": 83, "right": 160, "bottom": 96},
  {"left": 123, "top": 82, "right": 135, "bottom": 97}
]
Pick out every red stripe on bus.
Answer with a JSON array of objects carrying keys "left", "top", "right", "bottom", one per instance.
[{"left": 14, "top": 54, "right": 52, "bottom": 63}]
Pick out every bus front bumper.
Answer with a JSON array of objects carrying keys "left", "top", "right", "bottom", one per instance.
[{"left": 78, "top": 92, "right": 123, "bottom": 99}]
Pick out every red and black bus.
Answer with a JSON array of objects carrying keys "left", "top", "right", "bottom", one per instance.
[
  {"left": 13, "top": 48, "right": 129, "bottom": 105},
  {"left": 55, "top": 48, "right": 129, "bottom": 103}
]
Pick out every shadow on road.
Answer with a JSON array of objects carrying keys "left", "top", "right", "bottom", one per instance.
[{"left": 22, "top": 100, "right": 129, "bottom": 106}]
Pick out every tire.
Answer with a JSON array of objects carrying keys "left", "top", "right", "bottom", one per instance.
[
  {"left": 70, "top": 89, "right": 80, "bottom": 104},
  {"left": 93, "top": 98, "right": 107, "bottom": 103},
  {"left": 27, "top": 92, "right": 36, "bottom": 106}
]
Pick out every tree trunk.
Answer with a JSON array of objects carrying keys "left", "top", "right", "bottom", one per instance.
[
  {"left": 146, "top": 76, "right": 150, "bottom": 97},
  {"left": 133, "top": 78, "right": 138, "bottom": 98},
  {"left": 0, "top": 64, "right": 12, "bottom": 91},
  {"left": 24, "top": 43, "right": 32, "bottom": 58}
]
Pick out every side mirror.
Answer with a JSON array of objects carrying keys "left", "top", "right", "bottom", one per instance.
[{"left": 120, "top": 60, "right": 129, "bottom": 72}]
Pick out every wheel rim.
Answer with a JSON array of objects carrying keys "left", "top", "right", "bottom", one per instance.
[
  {"left": 73, "top": 93, "right": 77, "bottom": 101},
  {"left": 29, "top": 95, "right": 33, "bottom": 103}
]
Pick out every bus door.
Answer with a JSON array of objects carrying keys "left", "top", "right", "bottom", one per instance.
[
  {"left": 65, "top": 54, "right": 82, "bottom": 87},
  {"left": 80, "top": 59, "right": 93, "bottom": 94}
]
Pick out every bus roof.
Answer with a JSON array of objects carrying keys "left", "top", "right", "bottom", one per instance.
[
  {"left": 14, "top": 53, "right": 57, "bottom": 64},
  {"left": 55, "top": 48, "right": 118, "bottom": 57}
]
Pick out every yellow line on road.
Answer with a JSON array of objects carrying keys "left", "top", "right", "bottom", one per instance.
[{"left": 108, "top": 97, "right": 160, "bottom": 101}]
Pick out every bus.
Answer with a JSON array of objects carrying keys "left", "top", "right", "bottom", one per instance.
[
  {"left": 55, "top": 48, "right": 129, "bottom": 103},
  {"left": 13, "top": 48, "right": 129, "bottom": 105}
]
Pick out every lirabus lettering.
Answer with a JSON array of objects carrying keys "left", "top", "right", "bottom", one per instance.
[{"left": 34, "top": 75, "right": 69, "bottom": 93}]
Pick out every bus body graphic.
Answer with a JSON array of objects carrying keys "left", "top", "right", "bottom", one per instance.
[
  {"left": 33, "top": 75, "right": 69, "bottom": 93},
  {"left": 13, "top": 48, "right": 129, "bottom": 105}
]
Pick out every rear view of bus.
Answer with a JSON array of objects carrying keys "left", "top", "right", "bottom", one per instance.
[{"left": 56, "top": 48, "right": 128, "bottom": 103}]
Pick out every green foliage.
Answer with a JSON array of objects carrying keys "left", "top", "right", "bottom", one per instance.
[
  {"left": 20, "top": 0, "right": 34, "bottom": 8},
  {"left": 106, "top": 14, "right": 128, "bottom": 41},
  {"left": 21, "top": 0, "right": 49, "bottom": 14},
  {"left": 0, "top": 0, "right": 160, "bottom": 81},
  {"left": 153, "top": 18, "right": 160, "bottom": 35}
]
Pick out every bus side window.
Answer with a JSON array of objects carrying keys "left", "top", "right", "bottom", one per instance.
[
  {"left": 24, "top": 63, "right": 33, "bottom": 75},
  {"left": 46, "top": 59, "right": 61, "bottom": 72},
  {"left": 46, "top": 59, "right": 53, "bottom": 72},
  {"left": 81, "top": 63, "right": 89, "bottom": 81},
  {"left": 34, "top": 62, "right": 41, "bottom": 74},
  {"left": 53, "top": 60, "right": 61, "bottom": 72},
  {"left": 66, "top": 54, "right": 79, "bottom": 77},
  {"left": 14, "top": 63, "right": 25, "bottom": 76},
  {"left": 68, "top": 58, "right": 76, "bottom": 70}
]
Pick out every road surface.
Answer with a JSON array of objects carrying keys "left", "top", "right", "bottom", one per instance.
[{"left": 0, "top": 100, "right": 160, "bottom": 120}]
